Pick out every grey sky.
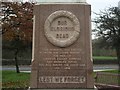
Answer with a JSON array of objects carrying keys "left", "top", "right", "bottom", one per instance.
[
  {"left": 87, "top": 0, "right": 120, "bottom": 19},
  {"left": 87, "top": 0, "right": 120, "bottom": 39}
]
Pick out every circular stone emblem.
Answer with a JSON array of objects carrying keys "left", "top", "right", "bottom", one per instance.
[{"left": 44, "top": 10, "right": 80, "bottom": 47}]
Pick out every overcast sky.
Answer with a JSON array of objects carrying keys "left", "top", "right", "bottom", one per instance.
[
  {"left": 87, "top": 0, "right": 120, "bottom": 19},
  {"left": 87, "top": 0, "right": 119, "bottom": 38}
]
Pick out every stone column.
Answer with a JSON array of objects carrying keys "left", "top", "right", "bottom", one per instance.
[{"left": 30, "top": 0, "right": 94, "bottom": 89}]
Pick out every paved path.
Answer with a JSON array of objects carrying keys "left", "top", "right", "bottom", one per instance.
[
  {"left": 1, "top": 64, "right": 119, "bottom": 72},
  {"left": 93, "top": 64, "right": 119, "bottom": 70},
  {"left": 2, "top": 65, "right": 31, "bottom": 71}
]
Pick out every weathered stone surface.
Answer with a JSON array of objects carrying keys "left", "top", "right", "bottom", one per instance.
[
  {"left": 30, "top": 3, "right": 94, "bottom": 89},
  {"left": 44, "top": 10, "right": 80, "bottom": 47}
]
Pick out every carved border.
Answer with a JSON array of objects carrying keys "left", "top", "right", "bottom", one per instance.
[{"left": 44, "top": 10, "right": 80, "bottom": 47}]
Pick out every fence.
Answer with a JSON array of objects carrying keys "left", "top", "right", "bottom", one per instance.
[{"left": 95, "top": 72, "right": 120, "bottom": 88}]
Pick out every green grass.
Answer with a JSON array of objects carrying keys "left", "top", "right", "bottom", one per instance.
[
  {"left": 2, "top": 70, "right": 30, "bottom": 88},
  {"left": 93, "top": 56, "right": 117, "bottom": 60},
  {"left": 101, "top": 70, "right": 120, "bottom": 74},
  {"left": 0, "top": 70, "right": 1, "bottom": 89}
]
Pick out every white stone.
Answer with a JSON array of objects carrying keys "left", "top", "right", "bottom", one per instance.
[{"left": 36, "top": 0, "right": 86, "bottom": 3}]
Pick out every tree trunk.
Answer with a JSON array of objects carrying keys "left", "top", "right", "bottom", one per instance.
[{"left": 15, "top": 49, "right": 20, "bottom": 73}]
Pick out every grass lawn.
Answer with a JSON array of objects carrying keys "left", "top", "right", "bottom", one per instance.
[
  {"left": 94, "top": 70, "right": 120, "bottom": 77},
  {"left": 101, "top": 70, "right": 120, "bottom": 74},
  {"left": 93, "top": 56, "right": 117, "bottom": 60},
  {"left": 2, "top": 70, "right": 30, "bottom": 89}
]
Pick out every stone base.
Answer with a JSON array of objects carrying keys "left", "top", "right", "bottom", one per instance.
[
  {"left": 28, "top": 89, "right": 98, "bottom": 90},
  {"left": 28, "top": 87, "right": 98, "bottom": 90}
]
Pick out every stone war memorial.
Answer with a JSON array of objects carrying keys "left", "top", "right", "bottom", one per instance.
[{"left": 30, "top": 0, "right": 94, "bottom": 89}]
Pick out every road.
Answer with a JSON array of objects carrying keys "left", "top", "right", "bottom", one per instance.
[
  {"left": 93, "top": 64, "right": 119, "bottom": 72},
  {"left": 1, "top": 64, "right": 119, "bottom": 72}
]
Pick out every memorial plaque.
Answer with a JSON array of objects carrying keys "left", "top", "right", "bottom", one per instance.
[
  {"left": 44, "top": 10, "right": 80, "bottom": 47},
  {"left": 30, "top": 3, "right": 94, "bottom": 89}
]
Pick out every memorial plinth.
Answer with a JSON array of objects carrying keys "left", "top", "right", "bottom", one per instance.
[
  {"left": 30, "top": 1, "right": 94, "bottom": 89},
  {"left": 37, "top": 0, "right": 86, "bottom": 3}
]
